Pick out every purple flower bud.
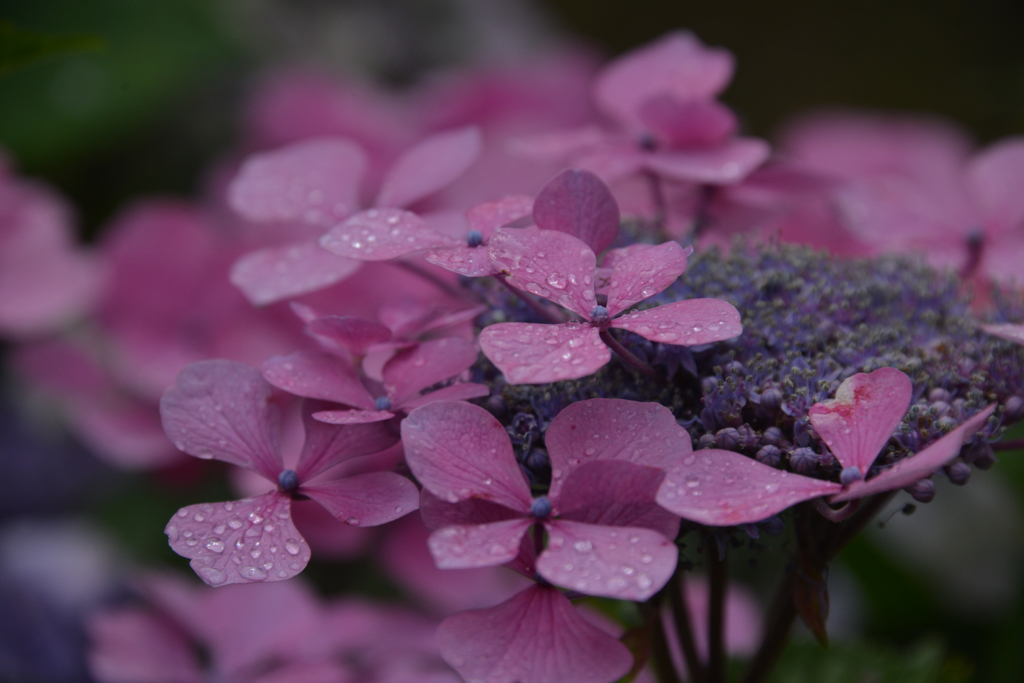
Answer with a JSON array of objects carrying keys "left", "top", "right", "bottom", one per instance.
[
  {"left": 928, "top": 388, "right": 952, "bottom": 403},
  {"left": 743, "top": 523, "right": 760, "bottom": 540},
  {"left": 936, "top": 416, "right": 958, "bottom": 432},
  {"left": 840, "top": 466, "right": 863, "bottom": 487},
  {"left": 530, "top": 496, "right": 553, "bottom": 519},
  {"left": 466, "top": 229, "right": 484, "bottom": 247},
  {"left": 963, "top": 440, "right": 997, "bottom": 470},
  {"left": 375, "top": 396, "right": 393, "bottom": 411},
  {"left": 511, "top": 413, "right": 538, "bottom": 436},
  {"left": 762, "top": 516, "right": 785, "bottom": 536},
  {"left": 524, "top": 448, "right": 550, "bottom": 476},
  {"left": 701, "top": 376, "right": 719, "bottom": 395},
  {"left": 755, "top": 445, "right": 781, "bottom": 467},
  {"left": 698, "top": 433, "right": 717, "bottom": 449},
  {"left": 788, "top": 447, "right": 819, "bottom": 474},
  {"left": 945, "top": 461, "right": 971, "bottom": 485},
  {"left": 904, "top": 479, "right": 936, "bottom": 503},
  {"left": 759, "top": 387, "right": 784, "bottom": 413},
  {"left": 792, "top": 419, "right": 812, "bottom": 447},
  {"left": 929, "top": 400, "right": 950, "bottom": 417},
  {"left": 762, "top": 426, "right": 784, "bottom": 446},
  {"left": 736, "top": 424, "right": 759, "bottom": 449},
  {"left": 716, "top": 427, "right": 741, "bottom": 451},
  {"left": 590, "top": 305, "right": 610, "bottom": 326},
  {"left": 277, "top": 469, "right": 299, "bottom": 493},
  {"left": 1005, "top": 396, "right": 1024, "bottom": 421}
]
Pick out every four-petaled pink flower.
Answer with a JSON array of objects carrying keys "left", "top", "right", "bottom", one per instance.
[
  {"left": 656, "top": 368, "right": 995, "bottom": 525},
  {"left": 161, "top": 360, "right": 417, "bottom": 586},
  {"left": 479, "top": 227, "right": 742, "bottom": 383}
]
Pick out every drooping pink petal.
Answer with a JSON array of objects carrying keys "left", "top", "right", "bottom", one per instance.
[
  {"left": 487, "top": 228, "right": 599, "bottom": 318},
  {"left": 319, "top": 208, "right": 451, "bottom": 261},
  {"left": 532, "top": 169, "right": 620, "bottom": 255},
  {"left": 301, "top": 471, "right": 419, "bottom": 526},
  {"left": 402, "top": 401, "right": 532, "bottom": 510},
  {"left": 466, "top": 194, "right": 534, "bottom": 236},
  {"left": 399, "top": 381, "right": 490, "bottom": 409},
  {"left": 638, "top": 97, "right": 738, "bottom": 147},
  {"left": 478, "top": 322, "right": 609, "bottom": 385},
  {"left": 262, "top": 351, "right": 375, "bottom": 410},
  {"left": 296, "top": 404, "right": 399, "bottom": 481},
  {"left": 160, "top": 360, "right": 282, "bottom": 480},
  {"left": 428, "top": 518, "right": 533, "bottom": 569},
  {"left": 311, "top": 408, "right": 395, "bottom": 425},
  {"left": 87, "top": 608, "right": 204, "bottom": 683},
  {"left": 375, "top": 127, "right": 482, "bottom": 209},
  {"left": 545, "top": 398, "right": 692, "bottom": 499},
  {"left": 419, "top": 490, "right": 527, "bottom": 530},
  {"left": 228, "top": 138, "right": 365, "bottom": 228},
  {"left": 611, "top": 299, "right": 743, "bottom": 346},
  {"left": 230, "top": 242, "right": 361, "bottom": 305},
  {"left": 964, "top": 137, "right": 1024, "bottom": 234},
  {"left": 808, "top": 367, "right": 912, "bottom": 474},
  {"left": 832, "top": 406, "right": 995, "bottom": 503},
  {"left": 593, "top": 31, "right": 734, "bottom": 129},
  {"left": 165, "top": 492, "right": 311, "bottom": 587},
  {"left": 644, "top": 138, "right": 771, "bottom": 184},
  {"left": 981, "top": 323, "right": 1024, "bottom": 346},
  {"left": 539, "top": 519, "right": 676, "bottom": 600},
  {"left": 305, "top": 315, "right": 392, "bottom": 357},
  {"left": 424, "top": 244, "right": 496, "bottom": 277},
  {"left": 437, "top": 584, "right": 633, "bottom": 683},
  {"left": 383, "top": 337, "right": 480, "bottom": 406},
  {"left": 657, "top": 449, "right": 842, "bottom": 525},
  {"left": 605, "top": 241, "right": 692, "bottom": 317},
  {"left": 554, "top": 460, "right": 680, "bottom": 541}
]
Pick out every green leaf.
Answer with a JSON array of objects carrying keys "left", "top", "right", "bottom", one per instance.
[
  {"left": 0, "top": 21, "right": 103, "bottom": 75},
  {"left": 769, "top": 638, "right": 969, "bottom": 683}
]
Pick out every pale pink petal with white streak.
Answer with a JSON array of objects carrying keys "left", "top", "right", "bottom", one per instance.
[
  {"left": 160, "top": 360, "right": 282, "bottom": 480},
  {"left": 375, "top": 127, "right": 482, "bottom": 209},
  {"left": 428, "top": 518, "right": 533, "bottom": 569},
  {"left": 165, "top": 492, "right": 311, "bottom": 587},
  {"left": 808, "top": 367, "right": 912, "bottom": 473},
  {"left": 228, "top": 138, "right": 365, "bottom": 228},
  {"left": 301, "top": 472, "right": 420, "bottom": 526},
  {"left": 612, "top": 299, "right": 742, "bottom": 346},
  {"left": 478, "top": 322, "right": 609, "bottom": 385},
  {"left": 311, "top": 409, "right": 395, "bottom": 425},
  {"left": 320, "top": 208, "right": 450, "bottom": 260},
  {"left": 230, "top": 241, "right": 361, "bottom": 305},
  {"left": 645, "top": 138, "right": 771, "bottom": 185},
  {"left": 437, "top": 584, "right": 633, "bottom": 683},
  {"left": 606, "top": 241, "right": 691, "bottom": 316},
  {"left": 657, "top": 449, "right": 841, "bottom": 525},
  {"left": 532, "top": 169, "right": 620, "bottom": 255},
  {"left": 424, "top": 244, "right": 496, "bottom": 276},
  {"left": 981, "top": 323, "right": 1024, "bottom": 346},
  {"left": 832, "top": 406, "right": 994, "bottom": 503},
  {"left": 262, "top": 351, "right": 375, "bottom": 410}
]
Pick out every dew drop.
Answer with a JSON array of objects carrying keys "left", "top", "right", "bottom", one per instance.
[
  {"left": 239, "top": 566, "right": 268, "bottom": 581},
  {"left": 205, "top": 538, "right": 225, "bottom": 553}
]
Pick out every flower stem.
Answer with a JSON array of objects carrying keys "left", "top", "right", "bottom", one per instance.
[
  {"left": 669, "top": 570, "right": 705, "bottom": 683},
  {"left": 707, "top": 544, "right": 728, "bottom": 683},
  {"left": 600, "top": 329, "right": 663, "bottom": 382},
  {"left": 493, "top": 275, "right": 567, "bottom": 324}
]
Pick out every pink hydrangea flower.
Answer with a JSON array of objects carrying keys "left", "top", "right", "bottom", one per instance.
[
  {"left": 656, "top": 368, "right": 996, "bottom": 524},
  {"left": 479, "top": 227, "right": 742, "bottom": 383},
  {"left": 161, "top": 360, "right": 417, "bottom": 586},
  {"left": 981, "top": 322, "right": 1024, "bottom": 346}
]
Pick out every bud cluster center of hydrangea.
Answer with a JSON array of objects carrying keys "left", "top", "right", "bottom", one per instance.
[
  {"left": 277, "top": 469, "right": 299, "bottom": 493},
  {"left": 529, "top": 495, "right": 553, "bottom": 519}
]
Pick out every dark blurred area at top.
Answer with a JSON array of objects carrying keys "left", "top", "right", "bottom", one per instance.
[{"left": 1, "top": 0, "right": 1022, "bottom": 240}]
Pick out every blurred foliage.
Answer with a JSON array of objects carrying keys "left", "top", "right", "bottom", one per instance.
[
  {"left": 769, "top": 638, "right": 967, "bottom": 683},
  {"left": 0, "top": 21, "right": 104, "bottom": 75}
]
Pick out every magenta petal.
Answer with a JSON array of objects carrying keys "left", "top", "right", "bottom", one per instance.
[
  {"left": 419, "top": 489, "right": 526, "bottom": 530},
  {"left": 228, "top": 138, "right": 365, "bottom": 227},
  {"left": 428, "top": 518, "right": 532, "bottom": 569},
  {"left": 87, "top": 608, "right": 204, "bottom": 683},
  {"left": 230, "top": 241, "right": 361, "bottom": 305},
  {"left": 532, "top": 169, "right": 620, "bottom": 254},
  {"left": 437, "top": 584, "right": 633, "bottom": 683},
  {"left": 808, "top": 368, "right": 912, "bottom": 473},
  {"left": 965, "top": 137, "right": 1024, "bottom": 232},
  {"left": 402, "top": 401, "right": 532, "bottom": 510},
  {"left": 311, "top": 409, "right": 394, "bottom": 425},
  {"left": 832, "top": 406, "right": 995, "bottom": 503},
  {"left": 545, "top": 398, "right": 692, "bottom": 499},
  {"left": 424, "top": 245, "right": 496, "bottom": 276},
  {"left": 319, "top": 208, "right": 449, "bottom": 261},
  {"left": 160, "top": 360, "right": 282, "bottom": 480},
  {"left": 639, "top": 97, "right": 738, "bottom": 147},
  {"left": 539, "top": 519, "right": 676, "bottom": 600},
  {"left": 478, "top": 322, "right": 610, "bottom": 385},
  {"left": 657, "top": 449, "right": 842, "bottom": 525},
  {"left": 376, "top": 126, "right": 482, "bottom": 208},
  {"left": 605, "top": 241, "right": 692, "bottom": 316},
  {"left": 645, "top": 138, "right": 771, "bottom": 185},
  {"left": 383, "top": 337, "right": 480, "bottom": 406},
  {"left": 466, "top": 194, "right": 534, "bottom": 236},
  {"left": 981, "top": 323, "right": 1024, "bottom": 346},
  {"left": 487, "top": 228, "right": 598, "bottom": 318},
  {"left": 612, "top": 299, "right": 742, "bottom": 345},
  {"left": 262, "top": 351, "right": 374, "bottom": 410},
  {"left": 301, "top": 471, "right": 419, "bottom": 526},
  {"left": 296, "top": 405, "right": 399, "bottom": 481},
  {"left": 305, "top": 315, "right": 392, "bottom": 357},
  {"left": 165, "top": 492, "right": 310, "bottom": 587},
  {"left": 400, "top": 382, "right": 490, "bottom": 409}
]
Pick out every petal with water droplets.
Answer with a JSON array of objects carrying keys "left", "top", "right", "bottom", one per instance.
[
  {"left": 296, "top": 402, "right": 398, "bottom": 481},
  {"left": 611, "top": 299, "right": 742, "bottom": 346},
  {"left": 424, "top": 244, "right": 497, "bottom": 276},
  {"left": 302, "top": 471, "right": 419, "bottom": 526},
  {"left": 479, "top": 323, "right": 609, "bottom": 385},
  {"left": 262, "top": 351, "right": 375, "bottom": 410},
  {"left": 428, "top": 518, "right": 533, "bottom": 569},
  {"left": 229, "top": 241, "right": 361, "bottom": 306},
  {"left": 320, "top": 208, "right": 450, "bottom": 261},
  {"left": 384, "top": 337, "right": 480, "bottom": 407},
  {"left": 532, "top": 169, "right": 620, "bottom": 254},
  {"left": 605, "top": 241, "right": 692, "bottom": 317},
  {"left": 375, "top": 127, "right": 481, "bottom": 209},
  {"left": 466, "top": 194, "right": 534, "bottom": 236},
  {"left": 305, "top": 315, "right": 392, "bottom": 357}
]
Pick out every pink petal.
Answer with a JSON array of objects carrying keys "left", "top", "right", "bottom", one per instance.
[
  {"left": 808, "top": 367, "right": 912, "bottom": 473},
  {"left": 400, "top": 381, "right": 490, "bottom": 409},
  {"left": 378, "top": 300, "right": 486, "bottom": 338},
  {"left": 487, "top": 228, "right": 598, "bottom": 318},
  {"left": 0, "top": 247, "right": 105, "bottom": 337},
  {"left": 539, "top": 519, "right": 677, "bottom": 600},
  {"left": 419, "top": 490, "right": 527, "bottom": 530},
  {"left": 383, "top": 337, "right": 480, "bottom": 406},
  {"left": 306, "top": 315, "right": 393, "bottom": 357},
  {"left": 605, "top": 241, "right": 692, "bottom": 317},
  {"left": 545, "top": 398, "right": 692, "bottom": 499},
  {"left": 506, "top": 126, "right": 608, "bottom": 163},
  {"left": 402, "top": 401, "right": 532, "bottom": 510},
  {"left": 532, "top": 169, "right": 620, "bottom": 254},
  {"left": 319, "top": 208, "right": 451, "bottom": 261},
  {"left": 230, "top": 241, "right": 361, "bottom": 305},
  {"left": 428, "top": 518, "right": 533, "bottom": 569},
  {"left": 312, "top": 409, "right": 395, "bottom": 425},
  {"left": 296, "top": 404, "right": 399, "bottom": 481},
  {"left": 657, "top": 449, "right": 842, "bottom": 525},
  {"left": 964, "top": 137, "right": 1024, "bottom": 234},
  {"left": 301, "top": 471, "right": 420, "bottom": 526},
  {"left": 593, "top": 31, "right": 734, "bottom": 128},
  {"left": 554, "top": 460, "right": 680, "bottom": 541},
  {"left": 160, "top": 360, "right": 282, "bottom": 480},
  {"left": 645, "top": 138, "right": 771, "bottom": 185},
  {"left": 832, "top": 406, "right": 995, "bottom": 503},
  {"left": 574, "top": 144, "right": 648, "bottom": 184},
  {"left": 981, "top": 323, "right": 1024, "bottom": 346},
  {"left": 466, "top": 195, "right": 535, "bottom": 236},
  {"left": 375, "top": 126, "right": 482, "bottom": 209},
  {"left": 262, "top": 351, "right": 374, "bottom": 410},
  {"left": 638, "top": 97, "right": 738, "bottom": 147},
  {"left": 611, "top": 299, "right": 743, "bottom": 345},
  {"left": 87, "top": 608, "right": 204, "bottom": 683},
  {"left": 478, "top": 322, "right": 610, "bottom": 385},
  {"left": 437, "top": 584, "right": 633, "bottom": 683},
  {"left": 228, "top": 138, "right": 365, "bottom": 227},
  {"left": 165, "top": 492, "right": 311, "bottom": 587},
  {"left": 424, "top": 244, "right": 496, "bottom": 276}
]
